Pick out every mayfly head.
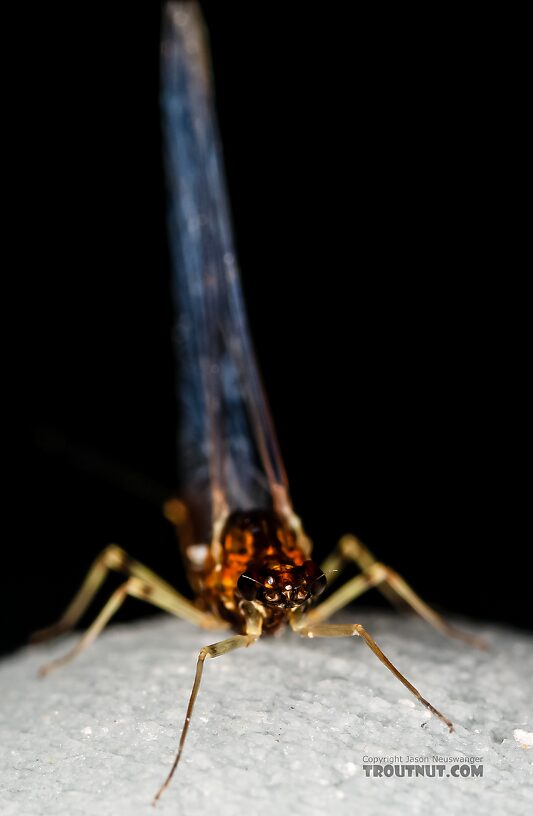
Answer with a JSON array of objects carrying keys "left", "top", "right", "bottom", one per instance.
[
  {"left": 237, "top": 560, "right": 327, "bottom": 609},
  {"left": 220, "top": 508, "right": 326, "bottom": 610}
]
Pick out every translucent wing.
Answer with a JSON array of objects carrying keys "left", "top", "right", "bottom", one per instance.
[{"left": 161, "top": 2, "right": 291, "bottom": 544}]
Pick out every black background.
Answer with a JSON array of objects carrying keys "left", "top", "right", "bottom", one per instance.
[{"left": 7, "top": 2, "right": 530, "bottom": 656}]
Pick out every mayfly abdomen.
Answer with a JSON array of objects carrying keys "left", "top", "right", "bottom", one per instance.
[{"left": 161, "top": 3, "right": 289, "bottom": 551}]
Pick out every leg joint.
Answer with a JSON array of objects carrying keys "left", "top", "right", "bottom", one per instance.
[
  {"left": 101, "top": 543, "right": 130, "bottom": 571},
  {"left": 122, "top": 576, "right": 153, "bottom": 600},
  {"left": 366, "top": 562, "right": 394, "bottom": 583},
  {"left": 339, "top": 535, "right": 364, "bottom": 560}
]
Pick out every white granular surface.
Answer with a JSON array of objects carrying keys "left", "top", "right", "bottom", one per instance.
[{"left": 1, "top": 611, "right": 531, "bottom": 816}]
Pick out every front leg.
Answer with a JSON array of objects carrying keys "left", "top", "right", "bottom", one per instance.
[
  {"left": 153, "top": 601, "right": 263, "bottom": 803},
  {"left": 290, "top": 613, "right": 453, "bottom": 732}
]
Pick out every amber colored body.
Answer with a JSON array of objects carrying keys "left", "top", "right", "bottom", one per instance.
[
  {"left": 29, "top": 9, "right": 479, "bottom": 805},
  {"left": 199, "top": 509, "right": 324, "bottom": 635}
]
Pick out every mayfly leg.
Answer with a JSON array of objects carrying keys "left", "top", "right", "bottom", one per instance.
[
  {"left": 319, "top": 535, "right": 487, "bottom": 648},
  {"left": 31, "top": 543, "right": 222, "bottom": 645},
  {"left": 153, "top": 601, "right": 263, "bottom": 804},
  {"left": 37, "top": 575, "right": 226, "bottom": 677},
  {"left": 32, "top": 546, "right": 226, "bottom": 677},
  {"left": 320, "top": 535, "right": 408, "bottom": 610},
  {"left": 290, "top": 615, "right": 453, "bottom": 732}
]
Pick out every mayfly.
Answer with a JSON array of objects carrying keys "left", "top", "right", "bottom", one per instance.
[{"left": 32, "top": 1, "right": 484, "bottom": 803}]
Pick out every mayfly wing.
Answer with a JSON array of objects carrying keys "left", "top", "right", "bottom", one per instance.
[{"left": 161, "top": 2, "right": 291, "bottom": 546}]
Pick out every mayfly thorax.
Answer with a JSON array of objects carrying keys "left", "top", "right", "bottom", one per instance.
[{"left": 31, "top": 1, "right": 485, "bottom": 804}]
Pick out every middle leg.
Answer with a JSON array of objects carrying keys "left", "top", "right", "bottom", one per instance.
[
  {"left": 31, "top": 543, "right": 221, "bottom": 644},
  {"left": 319, "top": 535, "right": 486, "bottom": 648},
  {"left": 38, "top": 575, "right": 228, "bottom": 677}
]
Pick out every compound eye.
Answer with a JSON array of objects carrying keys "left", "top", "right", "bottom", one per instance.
[
  {"left": 237, "top": 573, "right": 259, "bottom": 600},
  {"left": 309, "top": 572, "right": 327, "bottom": 598}
]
